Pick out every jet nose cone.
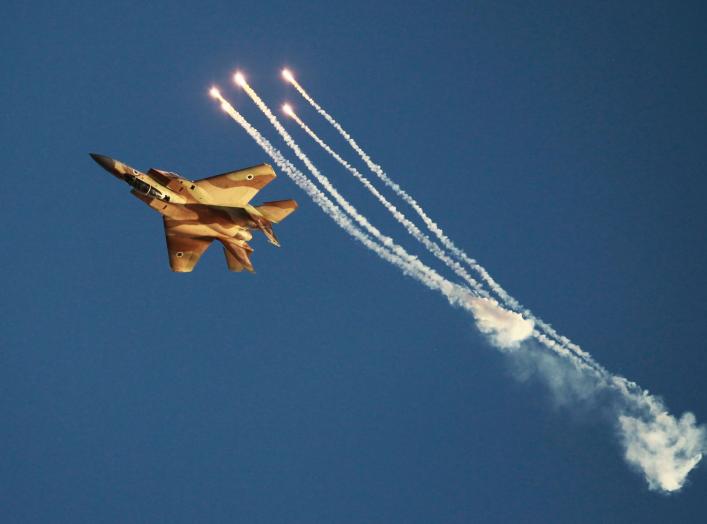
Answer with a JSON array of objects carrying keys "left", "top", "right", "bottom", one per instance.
[{"left": 90, "top": 153, "right": 114, "bottom": 171}]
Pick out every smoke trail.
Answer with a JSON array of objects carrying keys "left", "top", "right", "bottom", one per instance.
[
  {"left": 507, "top": 339, "right": 705, "bottom": 493},
  {"left": 232, "top": 76, "right": 601, "bottom": 379},
  {"left": 235, "top": 78, "right": 602, "bottom": 377},
  {"left": 210, "top": 82, "right": 705, "bottom": 493},
  {"left": 278, "top": 74, "right": 706, "bottom": 491},
  {"left": 282, "top": 104, "right": 490, "bottom": 298},
  {"left": 209, "top": 88, "right": 522, "bottom": 330},
  {"left": 233, "top": 74, "right": 469, "bottom": 296},
  {"left": 230, "top": 79, "right": 563, "bottom": 366},
  {"left": 282, "top": 70, "right": 599, "bottom": 367},
  {"left": 619, "top": 397, "right": 705, "bottom": 492}
]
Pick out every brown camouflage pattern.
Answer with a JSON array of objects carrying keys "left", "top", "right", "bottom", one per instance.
[{"left": 90, "top": 154, "right": 298, "bottom": 272}]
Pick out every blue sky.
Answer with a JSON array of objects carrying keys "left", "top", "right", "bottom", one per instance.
[{"left": 3, "top": 1, "right": 707, "bottom": 522}]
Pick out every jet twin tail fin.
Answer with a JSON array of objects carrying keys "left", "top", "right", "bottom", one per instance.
[{"left": 221, "top": 240, "right": 255, "bottom": 273}]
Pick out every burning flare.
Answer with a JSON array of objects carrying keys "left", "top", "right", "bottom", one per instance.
[{"left": 282, "top": 68, "right": 294, "bottom": 83}]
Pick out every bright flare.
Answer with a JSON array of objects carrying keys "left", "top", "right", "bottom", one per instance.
[
  {"left": 282, "top": 103, "right": 294, "bottom": 116},
  {"left": 282, "top": 69, "right": 294, "bottom": 83},
  {"left": 209, "top": 87, "right": 221, "bottom": 99},
  {"left": 234, "top": 72, "right": 246, "bottom": 86}
]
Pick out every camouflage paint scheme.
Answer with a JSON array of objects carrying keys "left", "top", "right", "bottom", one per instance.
[{"left": 90, "top": 154, "right": 297, "bottom": 272}]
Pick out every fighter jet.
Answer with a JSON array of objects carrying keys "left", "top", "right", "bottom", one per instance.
[{"left": 91, "top": 153, "right": 297, "bottom": 272}]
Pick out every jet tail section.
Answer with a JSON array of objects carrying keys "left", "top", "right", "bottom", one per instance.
[
  {"left": 254, "top": 217, "right": 280, "bottom": 247},
  {"left": 245, "top": 199, "right": 298, "bottom": 247},
  {"left": 221, "top": 240, "right": 254, "bottom": 273},
  {"left": 245, "top": 207, "right": 281, "bottom": 247},
  {"left": 255, "top": 199, "right": 298, "bottom": 224}
]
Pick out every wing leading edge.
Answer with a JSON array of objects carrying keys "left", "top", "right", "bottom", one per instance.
[{"left": 163, "top": 218, "right": 213, "bottom": 272}]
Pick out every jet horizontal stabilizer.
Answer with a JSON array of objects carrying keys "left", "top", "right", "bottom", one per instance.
[{"left": 256, "top": 199, "right": 298, "bottom": 224}]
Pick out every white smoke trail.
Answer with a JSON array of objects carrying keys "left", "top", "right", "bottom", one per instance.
[
  {"left": 210, "top": 82, "right": 705, "bottom": 493},
  {"left": 610, "top": 375, "right": 706, "bottom": 492},
  {"left": 235, "top": 78, "right": 604, "bottom": 378},
  {"left": 209, "top": 88, "right": 528, "bottom": 336},
  {"left": 234, "top": 74, "right": 475, "bottom": 298},
  {"left": 506, "top": 341, "right": 705, "bottom": 493},
  {"left": 230, "top": 80, "right": 573, "bottom": 366},
  {"left": 282, "top": 70, "right": 599, "bottom": 368},
  {"left": 619, "top": 400, "right": 705, "bottom": 492},
  {"left": 279, "top": 75, "right": 706, "bottom": 491},
  {"left": 283, "top": 105, "right": 491, "bottom": 298}
]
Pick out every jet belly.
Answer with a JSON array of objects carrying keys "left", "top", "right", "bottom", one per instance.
[
  {"left": 136, "top": 195, "right": 253, "bottom": 241},
  {"left": 164, "top": 221, "right": 222, "bottom": 238},
  {"left": 164, "top": 216, "right": 251, "bottom": 241}
]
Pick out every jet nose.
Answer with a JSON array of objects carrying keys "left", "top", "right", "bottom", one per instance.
[
  {"left": 90, "top": 153, "right": 114, "bottom": 171},
  {"left": 90, "top": 153, "right": 128, "bottom": 179}
]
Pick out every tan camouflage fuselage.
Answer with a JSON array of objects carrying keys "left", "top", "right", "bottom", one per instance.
[{"left": 90, "top": 154, "right": 297, "bottom": 272}]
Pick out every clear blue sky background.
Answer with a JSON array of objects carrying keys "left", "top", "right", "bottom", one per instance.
[{"left": 3, "top": 1, "right": 706, "bottom": 522}]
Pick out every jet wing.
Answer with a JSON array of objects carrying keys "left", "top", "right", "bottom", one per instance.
[
  {"left": 163, "top": 218, "right": 213, "bottom": 272},
  {"left": 194, "top": 163, "right": 277, "bottom": 207}
]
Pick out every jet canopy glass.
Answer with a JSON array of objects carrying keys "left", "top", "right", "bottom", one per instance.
[{"left": 124, "top": 173, "right": 170, "bottom": 201}]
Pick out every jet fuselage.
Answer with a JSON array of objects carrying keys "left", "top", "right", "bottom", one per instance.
[
  {"left": 91, "top": 153, "right": 260, "bottom": 242},
  {"left": 91, "top": 153, "right": 297, "bottom": 272}
]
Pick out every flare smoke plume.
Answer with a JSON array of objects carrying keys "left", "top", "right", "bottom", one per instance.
[{"left": 207, "top": 69, "right": 705, "bottom": 493}]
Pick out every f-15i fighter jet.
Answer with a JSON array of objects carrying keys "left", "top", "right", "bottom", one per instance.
[{"left": 91, "top": 153, "right": 297, "bottom": 273}]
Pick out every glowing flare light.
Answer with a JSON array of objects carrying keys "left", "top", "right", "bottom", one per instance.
[
  {"left": 282, "top": 68, "right": 294, "bottom": 83},
  {"left": 234, "top": 71, "right": 246, "bottom": 86}
]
